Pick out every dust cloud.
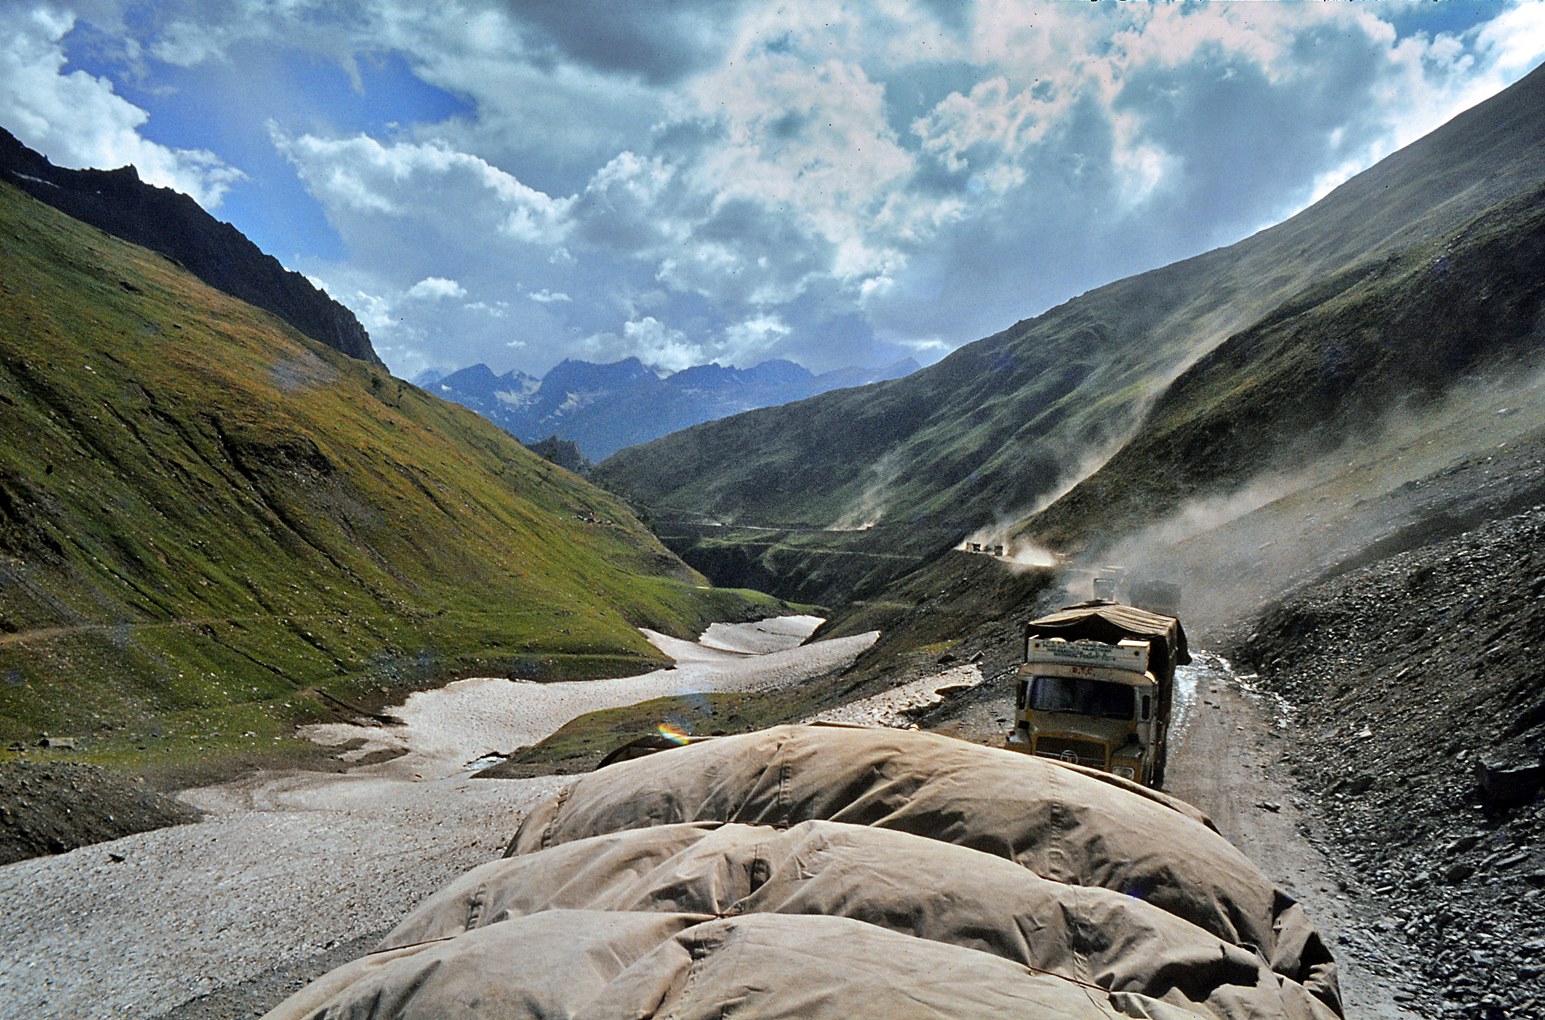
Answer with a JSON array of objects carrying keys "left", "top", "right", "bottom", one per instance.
[
  {"left": 1051, "top": 365, "right": 1545, "bottom": 639},
  {"left": 957, "top": 524, "right": 1058, "bottom": 572},
  {"left": 829, "top": 448, "right": 905, "bottom": 531}
]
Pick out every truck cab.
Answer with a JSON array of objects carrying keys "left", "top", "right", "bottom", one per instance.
[{"left": 1007, "top": 601, "right": 1188, "bottom": 787}]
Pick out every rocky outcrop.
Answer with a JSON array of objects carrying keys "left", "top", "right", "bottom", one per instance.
[{"left": 0, "top": 127, "right": 382, "bottom": 367}]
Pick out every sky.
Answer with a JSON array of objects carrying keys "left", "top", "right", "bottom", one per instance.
[{"left": 3, "top": 2, "right": 1544, "bottom": 381}]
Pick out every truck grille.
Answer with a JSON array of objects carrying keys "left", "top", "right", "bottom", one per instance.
[{"left": 1034, "top": 737, "right": 1107, "bottom": 768}]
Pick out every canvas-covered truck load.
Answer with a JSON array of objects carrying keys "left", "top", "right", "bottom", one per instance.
[
  {"left": 1010, "top": 599, "right": 1189, "bottom": 786},
  {"left": 262, "top": 725, "right": 1340, "bottom": 1020}
]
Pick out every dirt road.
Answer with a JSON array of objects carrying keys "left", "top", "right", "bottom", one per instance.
[{"left": 1165, "top": 651, "right": 1428, "bottom": 1020}]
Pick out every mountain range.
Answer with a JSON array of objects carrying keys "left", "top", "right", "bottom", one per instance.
[
  {"left": 0, "top": 127, "right": 381, "bottom": 368},
  {"left": 594, "top": 62, "right": 1545, "bottom": 608},
  {"left": 423, "top": 355, "right": 919, "bottom": 461}
]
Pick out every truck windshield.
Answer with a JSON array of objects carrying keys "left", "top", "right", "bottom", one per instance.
[{"left": 1028, "top": 676, "right": 1135, "bottom": 719}]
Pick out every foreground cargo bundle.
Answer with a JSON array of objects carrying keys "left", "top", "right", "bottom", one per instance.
[{"left": 264, "top": 725, "right": 1341, "bottom": 1019}]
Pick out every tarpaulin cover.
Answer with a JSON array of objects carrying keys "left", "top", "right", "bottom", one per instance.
[
  {"left": 380, "top": 820, "right": 1334, "bottom": 1019},
  {"left": 263, "top": 725, "right": 1341, "bottom": 1019},
  {"left": 1028, "top": 600, "right": 1192, "bottom": 666},
  {"left": 268, "top": 909, "right": 1212, "bottom": 1019}
]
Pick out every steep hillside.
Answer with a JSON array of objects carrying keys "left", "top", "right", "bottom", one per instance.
[
  {"left": 1228, "top": 505, "right": 1544, "bottom": 1020},
  {"left": 595, "top": 64, "right": 1545, "bottom": 601},
  {"left": 0, "top": 127, "right": 381, "bottom": 367},
  {"left": 1028, "top": 179, "right": 1545, "bottom": 554},
  {"left": 812, "top": 183, "right": 1545, "bottom": 660},
  {"left": 0, "top": 180, "right": 779, "bottom": 777}
]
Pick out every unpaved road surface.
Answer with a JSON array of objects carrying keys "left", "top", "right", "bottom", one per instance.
[
  {"left": 0, "top": 618, "right": 876, "bottom": 1020},
  {"left": 1166, "top": 651, "right": 1426, "bottom": 1020}
]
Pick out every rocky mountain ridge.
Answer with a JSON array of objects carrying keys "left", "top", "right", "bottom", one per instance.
[
  {"left": 427, "top": 355, "right": 919, "bottom": 461},
  {"left": 0, "top": 127, "right": 381, "bottom": 368}
]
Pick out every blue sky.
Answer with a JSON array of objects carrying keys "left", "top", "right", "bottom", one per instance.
[{"left": 3, "top": 1, "right": 1543, "bottom": 381}]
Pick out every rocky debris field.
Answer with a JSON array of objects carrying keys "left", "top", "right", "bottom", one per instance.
[
  {"left": 1232, "top": 504, "right": 1545, "bottom": 1020},
  {"left": 0, "top": 762, "right": 200, "bottom": 865}
]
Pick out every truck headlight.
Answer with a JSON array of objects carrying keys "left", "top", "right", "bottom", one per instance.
[{"left": 1112, "top": 765, "right": 1136, "bottom": 780}]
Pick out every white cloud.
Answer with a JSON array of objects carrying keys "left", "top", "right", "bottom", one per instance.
[
  {"left": 685, "top": 51, "right": 918, "bottom": 289},
  {"left": 272, "top": 127, "right": 573, "bottom": 246},
  {"left": 25, "top": 0, "right": 1543, "bottom": 382},
  {"left": 405, "top": 276, "right": 465, "bottom": 300},
  {"left": 581, "top": 316, "right": 702, "bottom": 373},
  {"left": 721, "top": 315, "right": 791, "bottom": 364},
  {"left": 0, "top": 6, "right": 243, "bottom": 208},
  {"left": 621, "top": 317, "right": 700, "bottom": 372},
  {"left": 1476, "top": 2, "right": 1545, "bottom": 77}
]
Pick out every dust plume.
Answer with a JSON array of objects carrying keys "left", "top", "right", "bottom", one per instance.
[
  {"left": 1058, "top": 364, "right": 1545, "bottom": 640},
  {"left": 829, "top": 448, "right": 905, "bottom": 531},
  {"left": 957, "top": 524, "right": 1059, "bottom": 572}
]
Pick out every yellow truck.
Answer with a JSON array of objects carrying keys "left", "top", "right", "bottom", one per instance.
[{"left": 1007, "top": 600, "right": 1189, "bottom": 787}]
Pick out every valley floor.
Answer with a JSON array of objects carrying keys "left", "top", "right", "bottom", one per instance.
[{"left": 0, "top": 618, "right": 877, "bottom": 1020}]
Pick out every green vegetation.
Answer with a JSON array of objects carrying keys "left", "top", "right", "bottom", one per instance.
[
  {"left": 652, "top": 521, "right": 953, "bottom": 606},
  {"left": 0, "top": 181, "right": 784, "bottom": 777}
]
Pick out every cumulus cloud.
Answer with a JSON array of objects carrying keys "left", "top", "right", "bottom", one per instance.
[
  {"left": 8, "top": 0, "right": 1543, "bottom": 381},
  {"left": 721, "top": 315, "right": 792, "bottom": 365},
  {"left": 582, "top": 316, "right": 701, "bottom": 373},
  {"left": 272, "top": 128, "right": 572, "bottom": 245},
  {"left": 0, "top": 5, "right": 244, "bottom": 208},
  {"left": 1477, "top": 1, "right": 1545, "bottom": 76},
  {"left": 405, "top": 276, "right": 466, "bottom": 300}
]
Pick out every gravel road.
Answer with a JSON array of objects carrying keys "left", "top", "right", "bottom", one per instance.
[
  {"left": 1164, "top": 651, "right": 1426, "bottom": 1020},
  {"left": 0, "top": 617, "right": 876, "bottom": 1020}
]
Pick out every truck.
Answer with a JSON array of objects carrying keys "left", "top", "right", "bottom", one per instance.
[
  {"left": 1007, "top": 599, "right": 1189, "bottom": 787},
  {"left": 1130, "top": 577, "right": 1183, "bottom": 617}
]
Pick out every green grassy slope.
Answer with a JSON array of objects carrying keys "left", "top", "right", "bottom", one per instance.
[
  {"left": 0, "top": 181, "right": 781, "bottom": 773},
  {"left": 594, "top": 64, "right": 1545, "bottom": 600}
]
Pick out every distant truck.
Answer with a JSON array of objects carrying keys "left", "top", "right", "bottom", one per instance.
[
  {"left": 1130, "top": 578, "right": 1183, "bottom": 617},
  {"left": 1007, "top": 600, "right": 1189, "bottom": 787},
  {"left": 1092, "top": 566, "right": 1124, "bottom": 600}
]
